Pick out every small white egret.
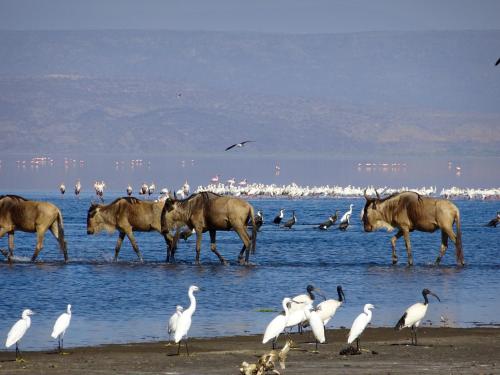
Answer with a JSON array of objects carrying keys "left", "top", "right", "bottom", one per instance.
[
  {"left": 303, "top": 305, "right": 325, "bottom": 351},
  {"left": 174, "top": 285, "right": 200, "bottom": 355},
  {"left": 263, "top": 297, "right": 292, "bottom": 349},
  {"left": 51, "top": 304, "right": 72, "bottom": 353},
  {"left": 395, "top": 288, "right": 441, "bottom": 345},
  {"left": 347, "top": 304, "right": 374, "bottom": 352},
  {"left": 168, "top": 305, "right": 184, "bottom": 341},
  {"left": 5, "top": 309, "right": 35, "bottom": 361}
]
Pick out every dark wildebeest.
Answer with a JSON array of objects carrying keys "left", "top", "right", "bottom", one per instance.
[
  {"left": 0, "top": 195, "right": 68, "bottom": 262},
  {"left": 161, "top": 192, "right": 257, "bottom": 265},
  {"left": 86, "top": 197, "right": 174, "bottom": 262},
  {"left": 362, "top": 191, "right": 464, "bottom": 266}
]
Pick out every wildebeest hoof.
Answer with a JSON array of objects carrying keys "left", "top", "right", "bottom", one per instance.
[{"left": 392, "top": 259, "right": 398, "bottom": 265}]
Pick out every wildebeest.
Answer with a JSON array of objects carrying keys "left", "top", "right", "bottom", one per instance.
[
  {"left": 0, "top": 195, "right": 68, "bottom": 262},
  {"left": 362, "top": 191, "right": 464, "bottom": 266},
  {"left": 87, "top": 197, "right": 173, "bottom": 262},
  {"left": 161, "top": 191, "right": 257, "bottom": 265}
]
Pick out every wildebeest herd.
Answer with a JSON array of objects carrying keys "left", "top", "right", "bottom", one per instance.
[{"left": 1, "top": 190, "right": 497, "bottom": 265}]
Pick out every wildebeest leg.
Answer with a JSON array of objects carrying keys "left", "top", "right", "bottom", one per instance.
[
  {"left": 390, "top": 230, "right": 403, "bottom": 265},
  {"left": 402, "top": 229, "right": 413, "bottom": 266},
  {"left": 114, "top": 232, "right": 126, "bottom": 261},
  {"left": 195, "top": 230, "right": 203, "bottom": 264},
  {"left": 31, "top": 228, "right": 47, "bottom": 262},
  {"left": 8, "top": 231, "right": 15, "bottom": 261},
  {"left": 126, "top": 232, "right": 144, "bottom": 263},
  {"left": 233, "top": 226, "right": 252, "bottom": 264},
  {"left": 436, "top": 231, "right": 449, "bottom": 265},
  {"left": 164, "top": 233, "right": 176, "bottom": 263},
  {"left": 209, "top": 230, "right": 228, "bottom": 265},
  {"left": 0, "top": 228, "right": 11, "bottom": 260}
]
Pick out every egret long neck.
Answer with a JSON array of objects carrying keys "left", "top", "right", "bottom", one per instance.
[
  {"left": 283, "top": 299, "right": 290, "bottom": 319},
  {"left": 186, "top": 290, "right": 197, "bottom": 314},
  {"left": 24, "top": 316, "right": 31, "bottom": 329}
]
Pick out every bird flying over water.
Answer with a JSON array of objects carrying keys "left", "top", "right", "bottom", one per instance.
[{"left": 225, "top": 140, "right": 254, "bottom": 151}]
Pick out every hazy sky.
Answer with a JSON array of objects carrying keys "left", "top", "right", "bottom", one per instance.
[{"left": 0, "top": 0, "right": 499, "bottom": 33}]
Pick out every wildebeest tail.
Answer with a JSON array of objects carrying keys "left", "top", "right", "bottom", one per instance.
[
  {"left": 57, "top": 210, "right": 68, "bottom": 262},
  {"left": 249, "top": 206, "right": 257, "bottom": 254},
  {"left": 395, "top": 312, "right": 407, "bottom": 331},
  {"left": 455, "top": 211, "right": 464, "bottom": 266}
]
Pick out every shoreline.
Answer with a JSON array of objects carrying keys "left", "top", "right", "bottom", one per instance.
[{"left": 1, "top": 327, "right": 499, "bottom": 374}]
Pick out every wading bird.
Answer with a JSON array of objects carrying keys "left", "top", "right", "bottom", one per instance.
[
  {"left": 168, "top": 305, "right": 184, "bottom": 342},
  {"left": 347, "top": 304, "right": 374, "bottom": 352},
  {"left": 486, "top": 211, "right": 500, "bottom": 227},
  {"left": 174, "top": 285, "right": 200, "bottom": 355},
  {"left": 254, "top": 210, "right": 264, "bottom": 231},
  {"left": 339, "top": 204, "right": 353, "bottom": 231},
  {"left": 273, "top": 209, "right": 285, "bottom": 224},
  {"left": 5, "top": 309, "right": 35, "bottom": 361},
  {"left": 283, "top": 211, "right": 296, "bottom": 229},
  {"left": 74, "top": 180, "right": 81, "bottom": 197},
  {"left": 263, "top": 298, "right": 292, "bottom": 349},
  {"left": 51, "top": 304, "right": 72, "bottom": 353},
  {"left": 318, "top": 211, "right": 339, "bottom": 230},
  {"left": 59, "top": 183, "right": 66, "bottom": 195},
  {"left": 126, "top": 185, "right": 133, "bottom": 196},
  {"left": 395, "top": 288, "right": 440, "bottom": 345},
  {"left": 225, "top": 140, "right": 254, "bottom": 151}
]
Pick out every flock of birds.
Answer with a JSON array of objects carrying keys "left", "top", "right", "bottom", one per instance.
[
  {"left": 268, "top": 204, "right": 353, "bottom": 231},
  {"left": 4, "top": 285, "right": 440, "bottom": 361}
]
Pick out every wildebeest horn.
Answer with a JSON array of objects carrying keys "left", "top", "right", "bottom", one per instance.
[
  {"left": 363, "top": 189, "right": 369, "bottom": 200},
  {"left": 375, "top": 189, "right": 381, "bottom": 199}
]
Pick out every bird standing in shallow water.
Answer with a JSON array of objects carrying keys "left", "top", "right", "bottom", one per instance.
[
  {"left": 486, "top": 211, "right": 500, "bottom": 227},
  {"left": 174, "top": 285, "right": 199, "bottom": 355},
  {"left": 51, "top": 304, "right": 72, "bottom": 353},
  {"left": 283, "top": 211, "right": 296, "bottom": 229},
  {"left": 5, "top": 309, "right": 34, "bottom": 361},
  {"left": 395, "top": 288, "right": 440, "bottom": 345},
  {"left": 254, "top": 210, "right": 264, "bottom": 231},
  {"left": 319, "top": 211, "right": 339, "bottom": 230},
  {"left": 347, "top": 304, "right": 374, "bottom": 352},
  {"left": 273, "top": 209, "right": 285, "bottom": 224},
  {"left": 339, "top": 204, "right": 353, "bottom": 231}
]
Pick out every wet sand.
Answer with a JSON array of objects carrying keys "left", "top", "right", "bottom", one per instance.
[{"left": 0, "top": 328, "right": 499, "bottom": 374}]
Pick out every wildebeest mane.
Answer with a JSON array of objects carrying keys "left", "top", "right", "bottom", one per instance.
[{"left": 0, "top": 194, "right": 29, "bottom": 202}]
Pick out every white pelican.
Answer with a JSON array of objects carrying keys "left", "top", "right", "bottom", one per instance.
[
  {"left": 5, "top": 309, "right": 34, "bottom": 361},
  {"left": 273, "top": 209, "right": 285, "bottom": 224},
  {"left": 51, "top": 304, "right": 72, "bottom": 353},
  {"left": 303, "top": 305, "right": 325, "bottom": 351},
  {"left": 148, "top": 183, "right": 156, "bottom": 196},
  {"left": 395, "top": 289, "right": 440, "bottom": 345},
  {"left": 126, "top": 185, "right": 133, "bottom": 196},
  {"left": 168, "top": 305, "right": 184, "bottom": 341},
  {"left": 174, "top": 285, "right": 199, "bottom": 355},
  {"left": 339, "top": 204, "right": 353, "bottom": 231},
  {"left": 283, "top": 211, "right": 296, "bottom": 229},
  {"left": 224, "top": 140, "right": 254, "bottom": 151},
  {"left": 140, "top": 183, "right": 148, "bottom": 195},
  {"left": 263, "top": 297, "right": 292, "bottom": 349},
  {"left": 347, "top": 304, "right": 374, "bottom": 352},
  {"left": 314, "top": 285, "right": 345, "bottom": 327},
  {"left": 59, "top": 183, "right": 66, "bottom": 195},
  {"left": 74, "top": 180, "right": 81, "bottom": 197}
]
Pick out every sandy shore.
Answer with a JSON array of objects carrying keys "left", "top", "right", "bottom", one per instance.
[{"left": 0, "top": 328, "right": 499, "bottom": 374}]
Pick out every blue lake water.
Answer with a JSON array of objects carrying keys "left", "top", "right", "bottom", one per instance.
[{"left": 0, "top": 192, "right": 499, "bottom": 350}]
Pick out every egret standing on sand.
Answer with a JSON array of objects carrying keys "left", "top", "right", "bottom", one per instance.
[
  {"left": 225, "top": 140, "right": 254, "bottom": 151},
  {"left": 263, "top": 297, "right": 292, "bottom": 349},
  {"left": 5, "top": 309, "right": 35, "bottom": 361},
  {"left": 51, "top": 304, "right": 72, "bottom": 353},
  {"left": 168, "top": 305, "right": 184, "bottom": 341},
  {"left": 174, "top": 285, "right": 200, "bottom": 355},
  {"left": 395, "top": 288, "right": 440, "bottom": 345},
  {"left": 347, "top": 304, "right": 374, "bottom": 352}
]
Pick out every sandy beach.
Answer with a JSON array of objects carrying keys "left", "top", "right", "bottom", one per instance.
[{"left": 0, "top": 327, "right": 499, "bottom": 374}]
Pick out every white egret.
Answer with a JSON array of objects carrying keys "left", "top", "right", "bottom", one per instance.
[
  {"left": 339, "top": 204, "right": 353, "bottom": 231},
  {"left": 347, "top": 304, "right": 374, "bottom": 352},
  {"left": 395, "top": 288, "right": 440, "bottom": 345},
  {"left": 303, "top": 305, "right": 325, "bottom": 351},
  {"left": 263, "top": 297, "right": 292, "bottom": 349},
  {"left": 51, "top": 304, "right": 72, "bottom": 353},
  {"left": 5, "top": 309, "right": 35, "bottom": 361},
  {"left": 168, "top": 305, "right": 184, "bottom": 341},
  {"left": 174, "top": 285, "right": 200, "bottom": 355}
]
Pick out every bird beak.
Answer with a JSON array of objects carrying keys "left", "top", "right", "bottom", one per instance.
[
  {"left": 341, "top": 290, "right": 346, "bottom": 303},
  {"left": 430, "top": 292, "right": 441, "bottom": 302}
]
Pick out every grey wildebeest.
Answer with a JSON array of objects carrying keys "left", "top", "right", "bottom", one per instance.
[
  {"left": 0, "top": 195, "right": 68, "bottom": 262},
  {"left": 161, "top": 192, "right": 257, "bottom": 265},
  {"left": 86, "top": 196, "right": 174, "bottom": 262},
  {"left": 362, "top": 191, "right": 464, "bottom": 266}
]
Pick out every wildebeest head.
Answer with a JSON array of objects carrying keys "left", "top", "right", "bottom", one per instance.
[
  {"left": 362, "top": 190, "right": 396, "bottom": 232},
  {"left": 160, "top": 197, "right": 177, "bottom": 234},
  {"left": 86, "top": 203, "right": 112, "bottom": 234}
]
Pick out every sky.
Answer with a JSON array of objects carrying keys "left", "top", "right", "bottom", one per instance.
[{"left": 0, "top": 0, "right": 499, "bottom": 33}]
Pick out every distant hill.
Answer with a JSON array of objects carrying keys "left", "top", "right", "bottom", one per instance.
[{"left": 0, "top": 30, "right": 499, "bottom": 157}]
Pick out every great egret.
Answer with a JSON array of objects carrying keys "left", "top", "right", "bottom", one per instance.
[
  {"left": 174, "top": 285, "right": 200, "bottom": 355},
  {"left": 263, "top": 297, "right": 292, "bottom": 349},
  {"left": 5, "top": 309, "right": 34, "bottom": 361},
  {"left": 339, "top": 204, "right": 353, "bottom": 231},
  {"left": 51, "top": 304, "right": 72, "bottom": 353},
  {"left": 395, "top": 289, "right": 440, "bottom": 345},
  {"left": 347, "top": 304, "right": 374, "bottom": 352},
  {"left": 168, "top": 305, "right": 184, "bottom": 341}
]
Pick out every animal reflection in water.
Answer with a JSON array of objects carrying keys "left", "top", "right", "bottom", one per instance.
[
  {"left": 0, "top": 195, "right": 68, "bottom": 262},
  {"left": 86, "top": 197, "right": 174, "bottom": 263},
  {"left": 161, "top": 192, "right": 257, "bottom": 265},
  {"left": 362, "top": 191, "right": 464, "bottom": 266}
]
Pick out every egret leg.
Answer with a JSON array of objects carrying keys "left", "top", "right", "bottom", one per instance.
[
  {"left": 185, "top": 339, "right": 190, "bottom": 356},
  {"left": 15, "top": 343, "right": 24, "bottom": 362},
  {"left": 177, "top": 342, "right": 181, "bottom": 355},
  {"left": 414, "top": 328, "right": 418, "bottom": 346},
  {"left": 356, "top": 338, "right": 360, "bottom": 352}
]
